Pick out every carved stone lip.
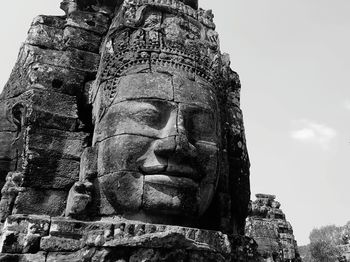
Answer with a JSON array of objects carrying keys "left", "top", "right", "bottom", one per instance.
[
  {"left": 144, "top": 174, "right": 198, "bottom": 189},
  {"left": 139, "top": 165, "right": 200, "bottom": 181}
]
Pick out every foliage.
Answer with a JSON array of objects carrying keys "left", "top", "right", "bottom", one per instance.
[
  {"left": 301, "top": 223, "right": 350, "bottom": 262},
  {"left": 298, "top": 245, "right": 314, "bottom": 262},
  {"left": 309, "top": 225, "right": 345, "bottom": 245},
  {"left": 309, "top": 240, "right": 341, "bottom": 262}
]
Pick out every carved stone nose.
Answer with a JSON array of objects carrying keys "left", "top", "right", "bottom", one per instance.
[
  {"left": 153, "top": 137, "right": 176, "bottom": 158},
  {"left": 174, "top": 131, "right": 197, "bottom": 159},
  {"left": 154, "top": 107, "right": 197, "bottom": 159},
  {"left": 154, "top": 132, "right": 196, "bottom": 160}
]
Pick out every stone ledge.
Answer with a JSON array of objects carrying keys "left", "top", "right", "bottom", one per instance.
[{"left": 0, "top": 215, "right": 260, "bottom": 261}]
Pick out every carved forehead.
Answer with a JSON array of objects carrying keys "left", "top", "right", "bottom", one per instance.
[{"left": 101, "top": 71, "right": 218, "bottom": 108}]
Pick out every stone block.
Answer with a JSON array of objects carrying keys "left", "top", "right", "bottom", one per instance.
[
  {"left": 26, "top": 63, "right": 85, "bottom": 96},
  {"left": 40, "top": 236, "right": 83, "bottom": 252},
  {"left": 99, "top": 171, "right": 143, "bottom": 212},
  {"left": 0, "top": 215, "right": 50, "bottom": 254},
  {"left": 178, "top": 103, "right": 218, "bottom": 144},
  {"left": 187, "top": 251, "right": 226, "bottom": 262},
  {"left": 193, "top": 142, "right": 219, "bottom": 184},
  {"left": 26, "top": 24, "right": 64, "bottom": 50},
  {"left": 21, "top": 44, "right": 100, "bottom": 73},
  {"left": 9, "top": 89, "right": 79, "bottom": 132},
  {"left": 66, "top": 11, "right": 110, "bottom": 35},
  {"left": 173, "top": 74, "right": 217, "bottom": 109},
  {"left": 49, "top": 218, "right": 113, "bottom": 243},
  {"left": 142, "top": 179, "right": 199, "bottom": 217},
  {"left": 94, "top": 100, "right": 177, "bottom": 141},
  {"left": 1, "top": 60, "right": 86, "bottom": 99},
  {"left": 4, "top": 215, "right": 50, "bottom": 236},
  {"left": 0, "top": 103, "right": 16, "bottom": 132},
  {"left": 63, "top": 26, "right": 102, "bottom": 53},
  {"left": 25, "top": 126, "right": 88, "bottom": 160},
  {"left": 0, "top": 252, "right": 46, "bottom": 262},
  {"left": 22, "top": 151, "right": 80, "bottom": 189},
  {"left": 110, "top": 72, "right": 173, "bottom": 104},
  {"left": 32, "top": 15, "right": 66, "bottom": 29},
  {"left": 97, "top": 135, "right": 156, "bottom": 175},
  {"left": 46, "top": 251, "right": 85, "bottom": 262},
  {"left": 0, "top": 132, "right": 16, "bottom": 160},
  {"left": 13, "top": 189, "right": 67, "bottom": 217},
  {"left": 79, "top": 147, "right": 97, "bottom": 180},
  {"left": 0, "top": 160, "right": 15, "bottom": 190}
]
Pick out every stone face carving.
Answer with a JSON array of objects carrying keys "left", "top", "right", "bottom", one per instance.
[
  {"left": 0, "top": 0, "right": 256, "bottom": 261},
  {"left": 246, "top": 194, "right": 302, "bottom": 262},
  {"left": 61, "top": 0, "right": 251, "bottom": 235}
]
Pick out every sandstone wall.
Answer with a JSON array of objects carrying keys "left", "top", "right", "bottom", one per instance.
[
  {"left": 246, "top": 194, "right": 301, "bottom": 262},
  {"left": 0, "top": 3, "right": 113, "bottom": 217}
]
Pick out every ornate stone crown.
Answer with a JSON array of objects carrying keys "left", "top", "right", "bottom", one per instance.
[{"left": 95, "top": 0, "right": 223, "bottom": 87}]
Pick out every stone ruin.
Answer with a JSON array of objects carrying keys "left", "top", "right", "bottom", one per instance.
[
  {"left": 0, "top": 0, "right": 301, "bottom": 261},
  {"left": 246, "top": 194, "right": 301, "bottom": 262}
]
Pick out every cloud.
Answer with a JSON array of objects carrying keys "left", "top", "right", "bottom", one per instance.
[{"left": 290, "top": 120, "right": 337, "bottom": 150}]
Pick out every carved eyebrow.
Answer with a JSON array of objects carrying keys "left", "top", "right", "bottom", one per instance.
[{"left": 127, "top": 101, "right": 160, "bottom": 112}]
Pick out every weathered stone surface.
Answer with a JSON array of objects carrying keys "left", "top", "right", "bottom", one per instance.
[
  {"left": 22, "top": 152, "right": 80, "bottom": 189},
  {"left": 27, "top": 24, "right": 102, "bottom": 54},
  {"left": 0, "top": 161, "right": 15, "bottom": 192},
  {"left": 26, "top": 63, "right": 85, "bottom": 96},
  {"left": 112, "top": 73, "right": 173, "bottom": 104},
  {"left": 142, "top": 179, "right": 199, "bottom": 217},
  {"left": 0, "top": 215, "right": 260, "bottom": 261},
  {"left": 246, "top": 194, "right": 301, "bottom": 261},
  {"left": 63, "top": 26, "right": 102, "bottom": 53},
  {"left": 18, "top": 126, "right": 87, "bottom": 190},
  {"left": 21, "top": 44, "right": 100, "bottom": 72},
  {"left": 94, "top": 101, "right": 177, "bottom": 142},
  {"left": 49, "top": 217, "right": 113, "bottom": 241},
  {"left": 66, "top": 11, "right": 110, "bottom": 35},
  {"left": 0, "top": 102, "right": 16, "bottom": 132},
  {"left": 1, "top": 45, "right": 99, "bottom": 98},
  {"left": 13, "top": 190, "right": 67, "bottom": 216},
  {"left": 27, "top": 24, "right": 64, "bottom": 50},
  {"left": 40, "top": 236, "right": 83, "bottom": 252},
  {"left": 0, "top": 133, "right": 16, "bottom": 160},
  {"left": 173, "top": 74, "right": 217, "bottom": 108},
  {"left": 79, "top": 147, "right": 97, "bottom": 181},
  {"left": 0, "top": 0, "right": 257, "bottom": 261},
  {"left": 0, "top": 215, "right": 50, "bottom": 254},
  {"left": 99, "top": 171, "right": 143, "bottom": 212},
  {"left": 0, "top": 172, "right": 24, "bottom": 222},
  {"left": 7, "top": 90, "right": 79, "bottom": 132},
  {"left": 0, "top": 252, "right": 46, "bottom": 262},
  {"left": 25, "top": 126, "right": 87, "bottom": 158},
  {"left": 32, "top": 15, "right": 66, "bottom": 29},
  {"left": 97, "top": 135, "right": 156, "bottom": 174}
]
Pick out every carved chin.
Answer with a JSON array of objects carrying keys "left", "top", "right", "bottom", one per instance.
[
  {"left": 142, "top": 175, "right": 200, "bottom": 217},
  {"left": 99, "top": 171, "right": 217, "bottom": 221}
]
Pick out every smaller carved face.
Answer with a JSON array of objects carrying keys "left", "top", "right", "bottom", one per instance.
[{"left": 94, "top": 72, "right": 221, "bottom": 224}]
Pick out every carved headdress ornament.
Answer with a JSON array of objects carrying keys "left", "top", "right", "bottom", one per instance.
[{"left": 92, "top": 0, "right": 232, "bottom": 123}]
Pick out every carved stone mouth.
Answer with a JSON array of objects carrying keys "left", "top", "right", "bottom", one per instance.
[
  {"left": 140, "top": 165, "right": 167, "bottom": 174},
  {"left": 144, "top": 175, "right": 198, "bottom": 189},
  {"left": 139, "top": 165, "right": 200, "bottom": 182}
]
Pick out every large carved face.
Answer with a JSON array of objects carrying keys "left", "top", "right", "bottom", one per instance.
[{"left": 94, "top": 71, "right": 221, "bottom": 224}]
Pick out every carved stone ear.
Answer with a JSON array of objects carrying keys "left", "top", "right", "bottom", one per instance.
[{"left": 11, "top": 103, "right": 26, "bottom": 137}]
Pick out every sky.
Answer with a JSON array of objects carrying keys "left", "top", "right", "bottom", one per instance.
[{"left": 0, "top": 0, "right": 349, "bottom": 246}]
